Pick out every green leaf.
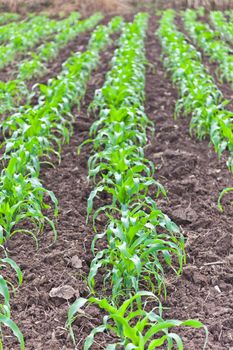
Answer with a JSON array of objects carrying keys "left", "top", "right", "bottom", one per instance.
[
  {"left": 84, "top": 325, "right": 107, "bottom": 350},
  {"left": 0, "top": 275, "right": 10, "bottom": 305},
  {"left": 0, "top": 314, "right": 24, "bottom": 350},
  {"left": 67, "top": 297, "right": 87, "bottom": 328},
  {"left": 1, "top": 258, "right": 23, "bottom": 285},
  {"left": 87, "top": 186, "right": 104, "bottom": 218}
]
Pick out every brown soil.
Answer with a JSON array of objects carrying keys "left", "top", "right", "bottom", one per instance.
[{"left": 2, "top": 12, "right": 233, "bottom": 350}]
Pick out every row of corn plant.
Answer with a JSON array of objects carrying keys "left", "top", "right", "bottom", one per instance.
[
  {"left": 67, "top": 12, "right": 207, "bottom": 349},
  {"left": 0, "top": 14, "right": 36, "bottom": 43},
  {"left": 0, "top": 13, "right": 102, "bottom": 115},
  {"left": 17, "top": 13, "right": 103, "bottom": 80},
  {"left": 182, "top": 10, "right": 233, "bottom": 208},
  {"left": 0, "top": 13, "right": 45, "bottom": 44},
  {"left": 16, "top": 11, "right": 80, "bottom": 79},
  {"left": 158, "top": 9, "right": 233, "bottom": 174},
  {"left": 0, "top": 14, "right": 75, "bottom": 69},
  {"left": 0, "top": 16, "right": 123, "bottom": 349},
  {"left": 210, "top": 10, "right": 233, "bottom": 44},
  {"left": 0, "top": 12, "right": 20, "bottom": 26},
  {"left": 182, "top": 9, "right": 233, "bottom": 87}
]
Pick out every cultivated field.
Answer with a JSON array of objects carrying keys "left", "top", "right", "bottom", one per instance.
[{"left": 0, "top": 3, "right": 232, "bottom": 350}]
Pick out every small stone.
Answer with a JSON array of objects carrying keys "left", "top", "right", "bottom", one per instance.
[
  {"left": 71, "top": 255, "right": 83, "bottom": 269},
  {"left": 214, "top": 285, "right": 221, "bottom": 294},
  {"left": 49, "top": 285, "right": 79, "bottom": 300}
]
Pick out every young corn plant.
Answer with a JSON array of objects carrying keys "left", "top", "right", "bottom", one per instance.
[
  {"left": 0, "top": 151, "right": 58, "bottom": 244},
  {"left": 88, "top": 201, "right": 184, "bottom": 297},
  {"left": 217, "top": 186, "right": 233, "bottom": 211},
  {"left": 67, "top": 292, "right": 208, "bottom": 349},
  {"left": 0, "top": 253, "right": 24, "bottom": 350}
]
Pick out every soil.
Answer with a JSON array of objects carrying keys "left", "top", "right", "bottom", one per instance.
[{"left": 2, "top": 12, "right": 233, "bottom": 350}]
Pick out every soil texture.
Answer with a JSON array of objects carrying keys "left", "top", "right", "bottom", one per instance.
[{"left": 2, "top": 13, "right": 233, "bottom": 350}]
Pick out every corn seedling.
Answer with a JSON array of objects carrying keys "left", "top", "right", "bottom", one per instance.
[
  {"left": 67, "top": 292, "right": 208, "bottom": 349},
  {"left": 0, "top": 252, "right": 24, "bottom": 349},
  {"left": 218, "top": 186, "right": 233, "bottom": 211}
]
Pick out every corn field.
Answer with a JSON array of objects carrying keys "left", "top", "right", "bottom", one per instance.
[{"left": 0, "top": 2, "right": 232, "bottom": 350}]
